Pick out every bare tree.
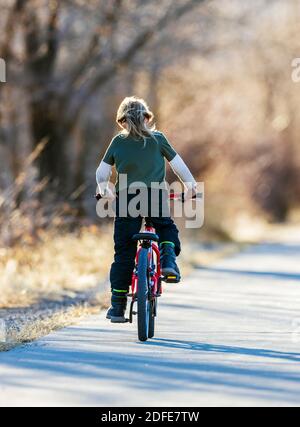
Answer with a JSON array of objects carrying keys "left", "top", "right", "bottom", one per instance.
[{"left": 1, "top": 0, "right": 207, "bottom": 197}]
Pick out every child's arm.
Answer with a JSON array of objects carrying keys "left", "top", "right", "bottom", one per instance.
[
  {"left": 96, "top": 161, "right": 114, "bottom": 199},
  {"left": 159, "top": 133, "right": 197, "bottom": 197},
  {"left": 169, "top": 154, "right": 197, "bottom": 197},
  {"left": 96, "top": 137, "right": 116, "bottom": 199}
]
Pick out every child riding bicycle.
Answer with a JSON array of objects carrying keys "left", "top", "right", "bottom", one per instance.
[{"left": 96, "top": 96, "right": 197, "bottom": 323}]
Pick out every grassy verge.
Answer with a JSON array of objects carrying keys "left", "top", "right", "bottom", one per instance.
[
  {"left": 0, "top": 225, "right": 113, "bottom": 351},
  {"left": 0, "top": 225, "right": 113, "bottom": 309},
  {"left": 0, "top": 290, "right": 110, "bottom": 352}
]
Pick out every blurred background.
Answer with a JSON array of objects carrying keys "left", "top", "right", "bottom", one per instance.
[{"left": 1, "top": 0, "right": 300, "bottom": 309}]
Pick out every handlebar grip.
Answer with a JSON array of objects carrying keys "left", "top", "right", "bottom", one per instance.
[{"left": 192, "top": 193, "right": 200, "bottom": 199}]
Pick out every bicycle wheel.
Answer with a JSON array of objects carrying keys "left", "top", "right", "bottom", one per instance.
[
  {"left": 137, "top": 248, "right": 150, "bottom": 342},
  {"left": 148, "top": 299, "right": 156, "bottom": 339}
]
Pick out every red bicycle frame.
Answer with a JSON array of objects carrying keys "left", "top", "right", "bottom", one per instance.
[{"left": 131, "top": 223, "right": 162, "bottom": 298}]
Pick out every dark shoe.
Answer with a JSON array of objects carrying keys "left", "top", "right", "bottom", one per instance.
[
  {"left": 106, "top": 294, "right": 127, "bottom": 323},
  {"left": 160, "top": 243, "right": 181, "bottom": 283}
]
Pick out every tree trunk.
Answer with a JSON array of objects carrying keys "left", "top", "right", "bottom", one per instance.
[{"left": 29, "top": 96, "right": 69, "bottom": 195}]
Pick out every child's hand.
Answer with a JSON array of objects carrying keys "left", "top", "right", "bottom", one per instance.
[
  {"left": 96, "top": 188, "right": 115, "bottom": 201},
  {"left": 102, "top": 188, "right": 116, "bottom": 201},
  {"left": 184, "top": 185, "right": 198, "bottom": 201}
]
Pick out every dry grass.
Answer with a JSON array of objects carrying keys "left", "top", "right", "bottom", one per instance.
[
  {"left": 0, "top": 225, "right": 113, "bottom": 309},
  {"left": 0, "top": 296, "right": 110, "bottom": 352}
]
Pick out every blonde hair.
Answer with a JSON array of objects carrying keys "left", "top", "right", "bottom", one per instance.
[{"left": 116, "top": 96, "right": 156, "bottom": 140}]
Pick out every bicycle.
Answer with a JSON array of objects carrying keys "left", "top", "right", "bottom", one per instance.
[{"left": 95, "top": 191, "right": 200, "bottom": 342}]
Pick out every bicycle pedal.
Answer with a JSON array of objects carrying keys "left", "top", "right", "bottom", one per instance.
[{"left": 164, "top": 275, "right": 181, "bottom": 283}]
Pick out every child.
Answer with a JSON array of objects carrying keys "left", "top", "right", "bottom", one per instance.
[{"left": 96, "top": 96, "right": 197, "bottom": 323}]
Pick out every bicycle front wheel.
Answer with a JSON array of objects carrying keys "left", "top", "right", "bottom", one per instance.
[
  {"left": 137, "top": 248, "right": 150, "bottom": 342},
  {"left": 148, "top": 299, "right": 156, "bottom": 339}
]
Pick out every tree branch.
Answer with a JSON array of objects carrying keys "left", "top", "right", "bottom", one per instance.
[
  {"left": 0, "top": 0, "right": 26, "bottom": 60},
  {"left": 47, "top": 0, "right": 60, "bottom": 70},
  {"left": 67, "top": 0, "right": 207, "bottom": 124},
  {"left": 23, "top": 0, "right": 60, "bottom": 79},
  {"left": 63, "top": 0, "right": 124, "bottom": 97}
]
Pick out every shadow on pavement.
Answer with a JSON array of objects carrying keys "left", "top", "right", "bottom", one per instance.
[
  {"left": 148, "top": 338, "right": 300, "bottom": 363},
  {"left": 1, "top": 331, "right": 300, "bottom": 405}
]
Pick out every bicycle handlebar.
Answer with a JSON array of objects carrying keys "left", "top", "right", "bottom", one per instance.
[
  {"left": 94, "top": 192, "right": 201, "bottom": 202},
  {"left": 169, "top": 192, "right": 201, "bottom": 202}
]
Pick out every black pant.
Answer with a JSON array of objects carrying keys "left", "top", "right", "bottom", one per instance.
[{"left": 110, "top": 215, "right": 181, "bottom": 293}]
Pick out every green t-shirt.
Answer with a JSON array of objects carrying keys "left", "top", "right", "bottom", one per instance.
[{"left": 102, "top": 131, "right": 177, "bottom": 191}]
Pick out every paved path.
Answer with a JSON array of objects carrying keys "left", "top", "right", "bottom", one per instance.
[{"left": 1, "top": 242, "right": 300, "bottom": 407}]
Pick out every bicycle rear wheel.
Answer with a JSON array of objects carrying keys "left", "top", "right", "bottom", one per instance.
[{"left": 137, "top": 248, "right": 150, "bottom": 342}]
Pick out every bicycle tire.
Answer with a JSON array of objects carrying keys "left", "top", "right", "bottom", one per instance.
[
  {"left": 148, "top": 299, "right": 156, "bottom": 339},
  {"left": 137, "top": 248, "right": 150, "bottom": 342}
]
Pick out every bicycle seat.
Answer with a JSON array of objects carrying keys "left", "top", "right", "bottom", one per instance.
[{"left": 132, "top": 232, "right": 159, "bottom": 242}]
